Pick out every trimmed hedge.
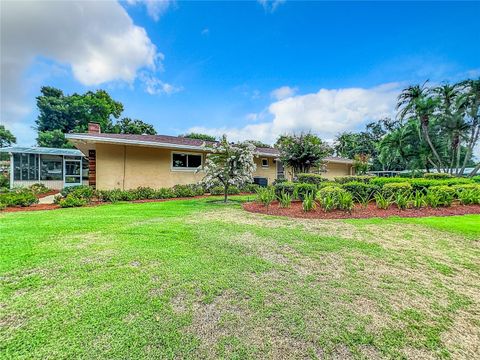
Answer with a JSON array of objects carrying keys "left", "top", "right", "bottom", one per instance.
[
  {"left": 0, "top": 189, "right": 38, "bottom": 207},
  {"left": 294, "top": 183, "right": 317, "bottom": 201},
  {"left": 341, "top": 181, "right": 379, "bottom": 200},
  {"left": 370, "top": 177, "right": 474, "bottom": 191},
  {"left": 382, "top": 182, "right": 412, "bottom": 197},
  {"left": 423, "top": 173, "right": 453, "bottom": 179},
  {"left": 334, "top": 175, "right": 374, "bottom": 184},
  {"left": 296, "top": 173, "right": 328, "bottom": 185},
  {"left": 274, "top": 182, "right": 296, "bottom": 198},
  {"left": 472, "top": 176, "right": 480, "bottom": 183}
]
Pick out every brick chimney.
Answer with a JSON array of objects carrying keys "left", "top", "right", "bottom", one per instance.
[{"left": 88, "top": 123, "right": 101, "bottom": 134}]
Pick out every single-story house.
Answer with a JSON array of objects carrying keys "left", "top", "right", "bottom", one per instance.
[
  {"left": 0, "top": 146, "right": 89, "bottom": 189},
  {"left": 1, "top": 123, "right": 354, "bottom": 190}
]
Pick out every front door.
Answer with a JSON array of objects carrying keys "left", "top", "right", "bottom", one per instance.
[{"left": 64, "top": 159, "right": 82, "bottom": 187}]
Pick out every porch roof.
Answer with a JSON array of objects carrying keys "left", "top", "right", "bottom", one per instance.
[{"left": 0, "top": 146, "right": 84, "bottom": 157}]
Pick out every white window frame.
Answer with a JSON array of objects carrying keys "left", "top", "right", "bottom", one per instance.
[
  {"left": 171, "top": 151, "right": 203, "bottom": 172},
  {"left": 261, "top": 158, "right": 269, "bottom": 168}
]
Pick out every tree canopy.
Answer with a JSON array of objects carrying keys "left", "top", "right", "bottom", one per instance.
[
  {"left": 35, "top": 86, "right": 156, "bottom": 147},
  {"left": 275, "top": 133, "right": 332, "bottom": 175},
  {"left": 0, "top": 125, "right": 16, "bottom": 147},
  {"left": 180, "top": 133, "right": 216, "bottom": 142}
]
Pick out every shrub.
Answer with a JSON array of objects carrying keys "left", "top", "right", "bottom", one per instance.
[
  {"left": 334, "top": 175, "right": 374, "bottom": 184},
  {"left": 210, "top": 185, "right": 240, "bottom": 195},
  {"left": 423, "top": 173, "right": 453, "bottom": 179},
  {"left": 317, "top": 181, "right": 340, "bottom": 189},
  {"left": 96, "top": 189, "right": 124, "bottom": 203},
  {"left": 374, "top": 193, "right": 393, "bottom": 210},
  {"left": 154, "top": 188, "right": 176, "bottom": 199},
  {"left": 294, "top": 183, "right": 317, "bottom": 201},
  {"left": 0, "top": 174, "right": 8, "bottom": 188},
  {"left": 131, "top": 186, "right": 156, "bottom": 200},
  {"left": 382, "top": 182, "right": 412, "bottom": 197},
  {"left": 302, "top": 192, "right": 317, "bottom": 212},
  {"left": 296, "top": 173, "right": 327, "bottom": 185},
  {"left": 316, "top": 186, "right": 351, "bottom": 212},
  {"left": 0, "top": 202, "right": 6, "bottom": 211},
  {"left": 395, "top": 192, "right": 411, "bottom": 210},
  {"left": 29, "top": 183, "right": 50, "bottom": 194},
  {"left": 278, "top": 191, "right": 292, "bottom": 208},
  {"left": 0, "top": 189, "right": 38, "bottom": 207},
  {"left": 256, "top": 186, "right": 276, "bottom": 208},
  {"left": 342, "top": 181, "right": 379, "bottom": 201},
  {"left": 428, "top": 186, "right": 455, "bottom": 206},
  {"left": 472, "top": 175, "right": 480, "bottom": 183},
  {"left": 61, "top": 185, "right": 94, "bottom": 199},
  {"left": 370, "top": 177, "right": 474, "bottom": 192},
  {"left": 240, "top": 183, "right": 260, "bottom": 193},
  {"left": 173, "top": 184, "right": 203, "bottom": 198},
  {"left": 425, "top": 191, "right": 442, "bottom": 208},
  {"left": 458, "top": 188, "right": 480, "bottom": 205},
  {"left": 274, "top": 182, "right": 296, "bottom": 198},
  {"left": 58, "top": 194, "right": 87, "bottom": 208},
  {"left": 411, "top": 192, "right": 426, "bottom": 209}
]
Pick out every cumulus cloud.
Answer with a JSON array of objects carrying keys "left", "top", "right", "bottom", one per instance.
[
  {"left": 126, "top": 0, "right": 174, "bottom": 21},
  {"left": 257, "top": 0, "right": 286, "bottom": 13},
  {"left": 0, "top": 0, "right": 163, "bottom": 144},
  {"left": 271, "top": 86, "right": 298, "bottom": 100},
  {"left": 188, "top": 83, "right": 400, "bottom": 144}
]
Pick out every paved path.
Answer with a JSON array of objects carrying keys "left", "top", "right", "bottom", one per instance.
[{"left": 38, "top": 194, "right": 59, "bottom": 205}]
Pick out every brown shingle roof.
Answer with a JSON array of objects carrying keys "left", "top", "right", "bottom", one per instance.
[{"left": 66, "top": 132, "right": 353, "bottom": 163}]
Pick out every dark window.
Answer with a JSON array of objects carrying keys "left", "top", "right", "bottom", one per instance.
[
  {"left": 261, "top": 158, "right": 269, "bottom": 167},
  {"left": 13, "top": 153, "right": 39, "bottom": 181},
  {"left": 172, "top": 153, "right": 202, "bottom": 169},
  {"left": 40, "top": 155, "right": 63, "bottom": 180}
]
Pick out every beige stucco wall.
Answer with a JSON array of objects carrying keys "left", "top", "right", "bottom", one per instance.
[
  {"left": 95, "top": 143, "right": 352, "bottom": 189},
  {"left": 323, "top": 162, "right": 354, "bottom": 179},
  {"left": 95, "top": 144, "right": 279, "bottom": 190}
]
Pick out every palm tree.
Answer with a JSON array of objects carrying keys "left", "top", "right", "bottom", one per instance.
[
  {"left": 397, "top": 83, "right": 444, "bottom": 172},
  {"left": 458, "top": 79, "right": 480, "bottom": 176}
]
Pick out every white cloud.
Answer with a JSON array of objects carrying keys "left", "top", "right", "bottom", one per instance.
[
  {"left": 140, "top": 73, "right": 182, "bottom": 95},
  {"left": 270, "top": 86, "right": 298, "bottom": 100},
  {"left": 0, "top": 0, "right": 163, "bottom": 144},
  {"left": 126, "top": 0, "right": 174, "bottom": 21},
  {"left": 188, "top": 83, "right": 400, "bottom": 145},
  {"left": 201, "top": 28, "right": 210, "bottom": 36},
  {"left": 257, "top": 0, "right": 286, "bottom": 13}
]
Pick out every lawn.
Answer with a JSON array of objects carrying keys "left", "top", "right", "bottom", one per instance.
[{"left": 1, "top": 198, "right": 479, "bottom": 359}]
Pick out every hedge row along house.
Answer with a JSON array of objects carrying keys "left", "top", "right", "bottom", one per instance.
[{"left": 1, "top": 123, "right": 354, "bottom": 190}]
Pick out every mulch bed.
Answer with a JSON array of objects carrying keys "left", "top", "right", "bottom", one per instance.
[
  {"left": 243, "top": 201, "right": 480, "bottom": 219},
  {"left": 2, "top": 203, "right": 61, "bottom": 212}
]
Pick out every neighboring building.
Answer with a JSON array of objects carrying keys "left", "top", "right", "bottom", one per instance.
[
  {"left": 65, "top": 123, "right": 354, "bottom": 190},
  {"left": 0, "top": 123, "right": 354, "bottom": 190},
  {"left": 0, "top": 147, "right": 88, "bottom": 189}
]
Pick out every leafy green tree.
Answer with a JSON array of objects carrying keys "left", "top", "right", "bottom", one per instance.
[
  {"left": 180, "top": 133, "right": 216, "bottom": 142},
  {"left": 113, "top": 118, "right": 156, "bottom": 135},
  {"left": 0, "top": 125, "right": 16, "bottom": 147},
  {"left": 245, "top": 140, "right": 272, "bottom": 148},
  {"left": 275, "top": 133, "right": 332, "bottom": 175},
  {"left": 201, "top": 135, "right": 256, "bottom": 202},
  {"left": 35, "top": 86, "right": 124, "bottom": 147},
  {"left": 37, "top": 130, "right": 74, "bottom": 148}
]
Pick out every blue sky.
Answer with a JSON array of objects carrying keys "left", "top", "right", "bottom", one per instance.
[{"left": 2, "top": 0, "right": 479, "bottom": 146}]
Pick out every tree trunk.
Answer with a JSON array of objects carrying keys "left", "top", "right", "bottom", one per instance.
[
  {"left": 421, "top": 121, "right": 443, "bottom": 172},
  {"left": 459, "top": 124, "right": 479, "bottom": 176},
  {"left": 224, "top": 183, "right": 229, "bottom": 203},
  {"left": 469, "top": 163, "right": 480, "bottom": 177}
]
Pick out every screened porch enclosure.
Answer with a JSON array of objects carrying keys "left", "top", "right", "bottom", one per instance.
[{"left": 1, "top": 147, "right": 88, "bottom": 190}]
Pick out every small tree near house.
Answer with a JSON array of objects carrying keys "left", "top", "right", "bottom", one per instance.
[{"left": 201, "top": 135, "right": 256, "bottom": 202}]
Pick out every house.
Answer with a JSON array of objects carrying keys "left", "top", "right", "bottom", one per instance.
[
  {"left": 1, "top": 123, "right": 354, "bottom": 190},
  {"left": 0, "top": 146, "right": 88, "bottom": 189}
]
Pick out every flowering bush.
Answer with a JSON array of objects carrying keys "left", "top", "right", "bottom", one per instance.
[{"left": 201, "top": 135, "right": 256, "bottom": 202}]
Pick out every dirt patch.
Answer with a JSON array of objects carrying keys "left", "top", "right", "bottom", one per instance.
[
  {"left": 1, "top": 203, "right": 61, "bottom": 212},
  {"left": 243, "top": 201, "right": 480, "bottom": 219}
]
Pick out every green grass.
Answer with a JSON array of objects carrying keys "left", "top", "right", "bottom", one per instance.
[{"left": 1, "top": 199, "right": 479, "bottom": 359}]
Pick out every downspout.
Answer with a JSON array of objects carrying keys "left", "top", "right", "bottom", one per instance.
[
  {"left": 9, "top": 153, "right": 13, "bottom": 190},
  {"left": 122, "top": 145, "right": 127, "bottom": 190}
]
